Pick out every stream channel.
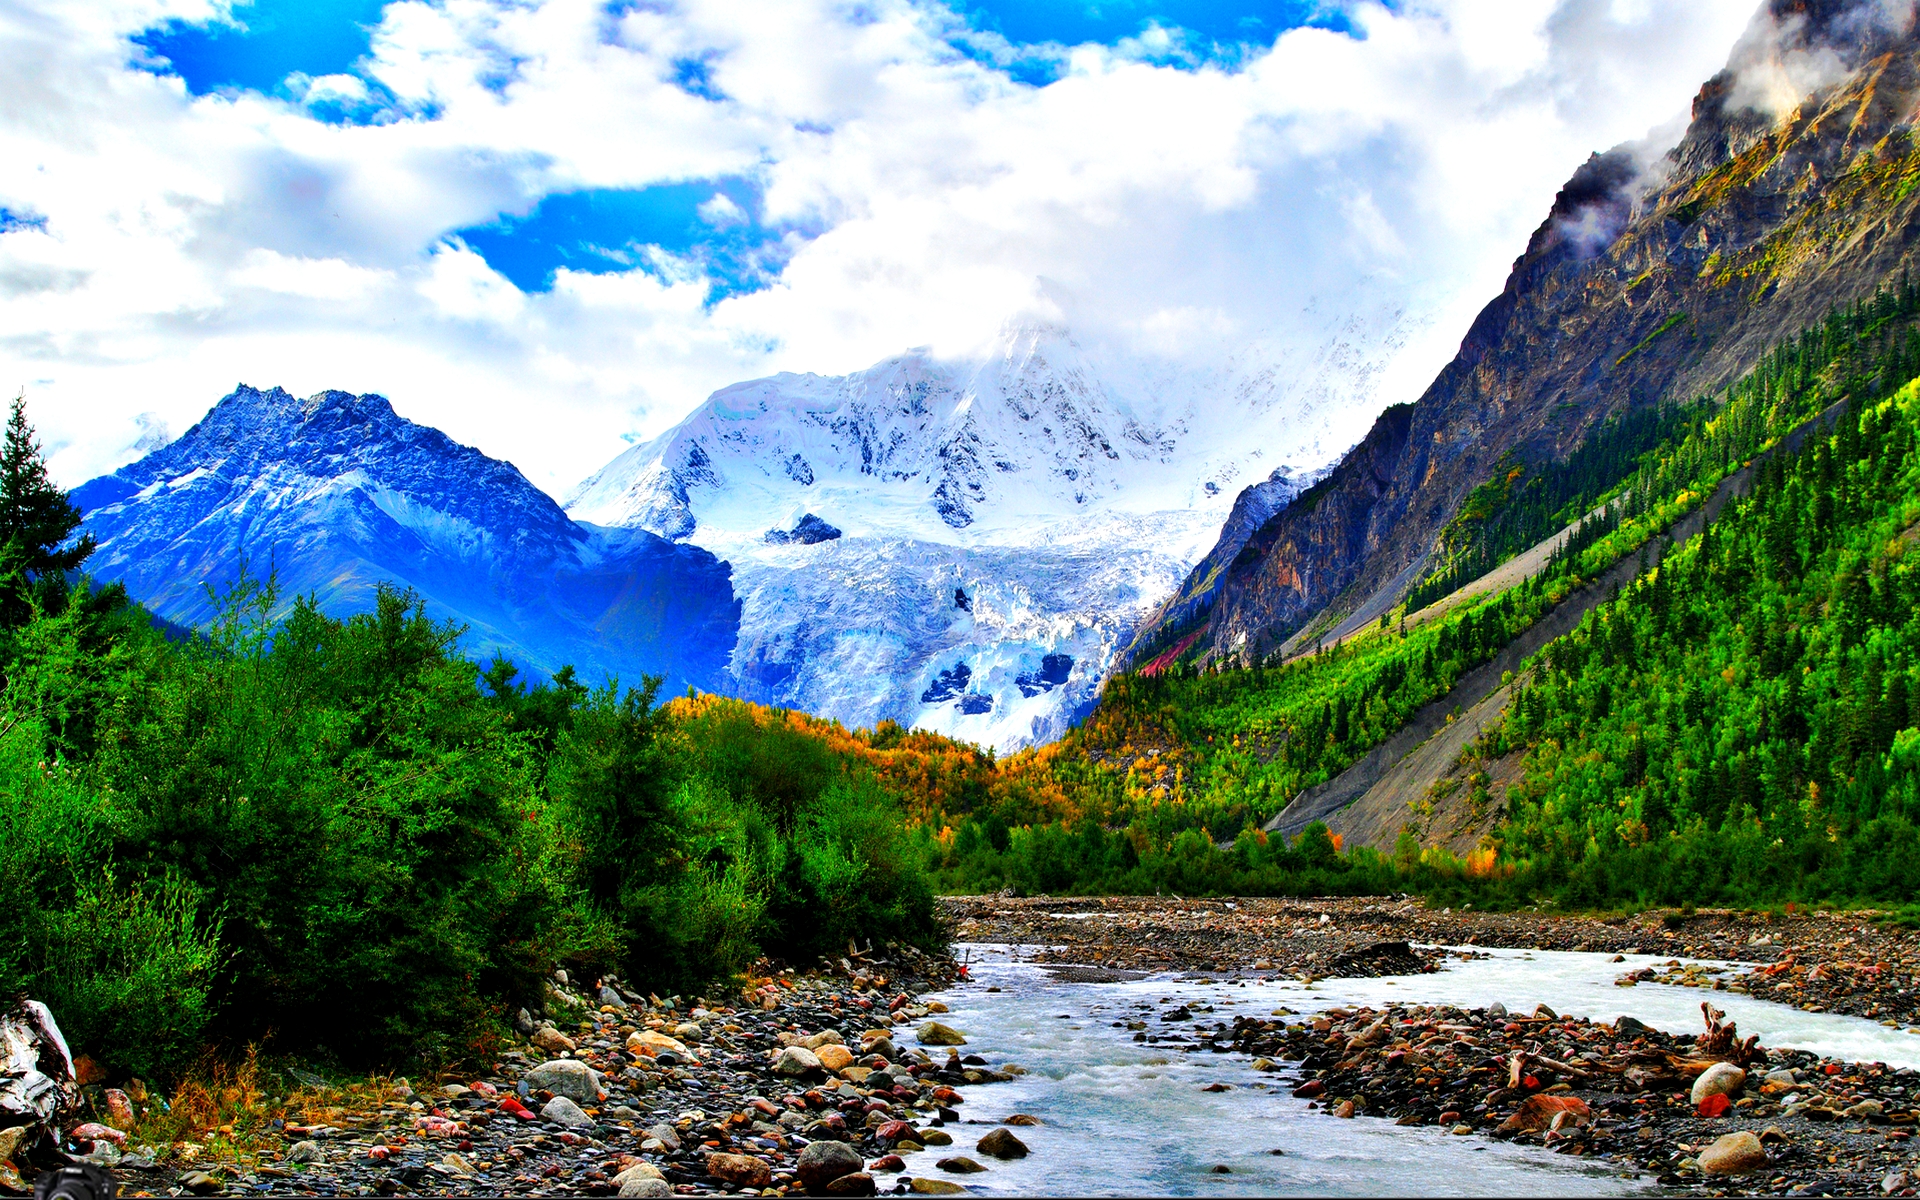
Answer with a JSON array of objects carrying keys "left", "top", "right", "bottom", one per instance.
[{"left": 887, "top": 942, "right": 1920, "bottom": 1196}]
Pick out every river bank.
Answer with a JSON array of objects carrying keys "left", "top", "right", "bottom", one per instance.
[
  {"left": 943, "top": 895, "right": 1920, "bottom": 1028},
  {"left": 941, "top": 895, "right": 1920, "bottom": 1196},
  {"left": 60, "top": 896, "right": 1920, "bottom": 1197}
]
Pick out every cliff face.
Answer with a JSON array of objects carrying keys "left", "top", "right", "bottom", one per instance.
[{"left": 1160, "top": 0, "right": 1920, "bottom": 664}]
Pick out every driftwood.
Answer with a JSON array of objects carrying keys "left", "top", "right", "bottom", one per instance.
[{"left": 1696, "top": 1002, "right": 1763, "bottom": 1066}]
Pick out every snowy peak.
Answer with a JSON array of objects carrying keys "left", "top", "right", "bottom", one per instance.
[
  {"left": 74, "top": 384, "right": 740, "bottom": 694},
  {"left": 565, "top": 324, "right": 1185, "bottom": 543}
]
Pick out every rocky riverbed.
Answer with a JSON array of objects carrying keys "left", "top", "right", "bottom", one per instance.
[
  {"left": 945, "top": 895, "right": 1920, "bottom": 1196},
  {"left": 50, "top": 896, "right": 1920, "bottom": 1197},
  {"left": 70, "top": 942, "right": 1040, "bottom": 1198},
  {"left": 945, "top": 895, "right": 1920, "bottom": 1029}
]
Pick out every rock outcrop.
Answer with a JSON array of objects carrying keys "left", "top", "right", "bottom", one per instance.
[{"left": 1146, "top": 0, "right": 1920, "bottom": 665}]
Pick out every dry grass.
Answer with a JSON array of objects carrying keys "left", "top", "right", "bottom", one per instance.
[{"left": 119, "top": 1048, "right": 395, "bottom": 1168}]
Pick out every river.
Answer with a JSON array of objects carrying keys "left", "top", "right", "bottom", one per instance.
[{"left": 886, "top": 943, "right": 1920, "bottom": 1196}]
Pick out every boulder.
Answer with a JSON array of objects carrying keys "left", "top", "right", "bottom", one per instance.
[
  {"left": 1003, "top": 1115, "right": 1041, "bottom": 1126},
  {"left": 618, "top": 1179, "right": 671, "bottom": 1198},
  {"left": 645, "top": 1123, "right": 682, "bottom": 1151},
  {"left": 825, "top": 1172, "right": 878, "bottom": 1196},
  {"left": 818, "top": 1044, "right": 856, "bottom": 1073},
  {"left": 1699, "top": 1131, "right": 1768, "bottom": 1175},
  {"left": 909, "top": 1181, "right": 967, "bottom": 1195},
  {"left": 775, "top": 1046, "right": 824, "bottom": 1077},
  {"left": 539, "top": 1096, "right": 593, "bottom": 1128},
  {"left": 526, "top": 1059, "right": 602, "bottom": 1105},
  {"left": 865, "top": 1037, "right": 900, "bottom": 1060},
  {"left": 1690, "top": 1063, "right": 1746, "bottom": 1106},
  {"left": 976, "top": 1129, "right": 1028, "bottom": 1159},
  {"left": 797, "top": 1140, "right": 865, "bottom": 1190},
  {"left": 805, "top": 1030, "right": 846, "bottom": 1050},
  {"left": 613, "top": 1164, "right": 665, "bottom": 1187},
  {"left": 286, "top": 1141, "right": 323, "bottom": 1164},
  {"left": 707, "top": 1153, "right": 773, "bottom": 1188},
  {"left": 531, "top": 1026, "right": 576, "bottom": 1054},
  {"left": 935, "top": 1157, "right": 987, "bottom": 1173},
  {"left": 918, "top": 1022, "right": 967, "bottom": 1046},
  {"left": 1495, "top": 1095, "right": 1591, "bottom": 1135}
]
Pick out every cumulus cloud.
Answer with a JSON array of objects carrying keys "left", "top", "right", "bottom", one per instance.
[{"left": 0, "top": 0, "right": 1762, "bottom": 496}]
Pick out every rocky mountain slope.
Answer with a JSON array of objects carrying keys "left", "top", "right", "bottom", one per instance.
[
  {"left": 568, "top": 315, "right": 1423, "bottom": 750},
  {"left": 73, "top": 385, "right": 740, "bottom": 693},
  {"left": 1142, "top": 0, "right": 1920, "bottom": 666}
]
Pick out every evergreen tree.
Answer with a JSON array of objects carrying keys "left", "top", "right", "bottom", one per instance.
[{"left": 0, "top": 394, "right": 92, "bottom": 578}]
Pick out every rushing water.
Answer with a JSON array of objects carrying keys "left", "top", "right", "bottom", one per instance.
[{"left": 887, "top": 943, "right": 1920, "bottom": 1197}]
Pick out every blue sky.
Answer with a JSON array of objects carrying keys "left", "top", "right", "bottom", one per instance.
[
  {"left": 131, "top": 0, "right": 1343, "bottom": 300},
  {"left": 10, "top": 0, "right": 1761, "bottom": 495}
]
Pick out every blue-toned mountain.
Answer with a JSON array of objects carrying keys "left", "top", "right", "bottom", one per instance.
[{"left": 73, "top": 385, "right": 740, "bottom": 692}]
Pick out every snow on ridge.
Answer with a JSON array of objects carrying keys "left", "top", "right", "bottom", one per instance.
[{"left": 568, "top": 304, "right": 1431, "bottom": 752}]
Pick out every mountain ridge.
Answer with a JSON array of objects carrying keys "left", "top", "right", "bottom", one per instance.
[
  {"left": 1140, "top": 0, "right": 1920, "bottom": 667},
  {"left": 74, "top": 384, "right": 742, "bottom": 694}
]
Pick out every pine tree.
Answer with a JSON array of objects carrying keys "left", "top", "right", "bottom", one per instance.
[{"left": 0, "top": 393, "right": 92, "bottom": 578}]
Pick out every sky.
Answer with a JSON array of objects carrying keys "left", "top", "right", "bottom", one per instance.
[{"left": 0, "top": 0, "right": 1762, "bottom": 498}]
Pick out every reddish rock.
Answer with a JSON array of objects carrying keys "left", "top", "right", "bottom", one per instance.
[
  {"left": 825, "top": 1172, "right": 877, "bottom": 1195},
  {"left": 706, "top": 1153, "right": 772, "bottom": 1188}
]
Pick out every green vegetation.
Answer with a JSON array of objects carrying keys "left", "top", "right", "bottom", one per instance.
[
  {"left": 0, "top": 399, "right": 939, "bottom": 1081},
  {"left": 1484, "top": 378, "right": 1920, "bottom": 907},
  {"left": 922, "top": 282, "right": 1920, "bottom": 905}
]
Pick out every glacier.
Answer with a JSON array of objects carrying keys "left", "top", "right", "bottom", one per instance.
[{"left": 567, "top": 308, "right": 1429, "bottom": 750}]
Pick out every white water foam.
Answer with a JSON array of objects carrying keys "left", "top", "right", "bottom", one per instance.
[{"left": 887, "top": 943, "right": 1920, "bottom": 1196}]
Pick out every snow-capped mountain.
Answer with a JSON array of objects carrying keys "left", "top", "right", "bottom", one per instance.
[
  {"left": 568, "top": 307, "right": 1429, "bottom": 749},
  {"left": 74, "top": 385, "right": 740, "bottom": 693}
]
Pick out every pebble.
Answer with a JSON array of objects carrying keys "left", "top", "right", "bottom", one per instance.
[
  {"left": 1692, "top": 1061, "right": 1747, "bottom": 1105},
  {"left": 935, "top": 1156, "right": 986, "bottom": 1173},
  {"left": 797, "top": 1140, "right": 865, "bottom": 1189},
  {"left": 918, "top": 1022, "right": 967, "bottom": 1046},
  {"left": 539, "top": 1095, "right": 593, "bottom": 1128},
  {"left": 1699, "top": 1130, "right": 1769, "bottom": 1175}
]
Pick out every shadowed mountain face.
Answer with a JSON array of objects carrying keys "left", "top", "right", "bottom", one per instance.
[
  {"left": 1147, "top": 0, "right": 1920, "bottom": 665},
  {"left": 72, "top": 385, "right": 741, "bottom": 693}
]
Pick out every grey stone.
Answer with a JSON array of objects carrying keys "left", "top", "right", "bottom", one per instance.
[
  {"left": 526, "top": 1058, "right": 602, "bottom": 1104},
  {"left": 540, "top": 1095, "right": 593, "bottom": 1128},
  {"left": 775, "top": 1045, "right": 823, "bottom": 1077},
  {"left": 286, "top": 1141, "right": 323, "bottom": 1164},
  {"left": 645, "top": 1123, "right": 682, "bottom": 1150},
  {"left": 797, "top": 1140, "right": 865, "bottom": 1189},
  {"left": 1691, "top": 1063, "right": 1746, "bottom": 1106}
]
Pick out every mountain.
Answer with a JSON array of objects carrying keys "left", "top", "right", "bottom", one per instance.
[
  {"left": 1138, "top": 0, "right": 1920, "bottom": 666},
  {"left": 567, "top": 313, "right": 1420, "bottom": 749},
  {"left": 72, "top": 385, "right": 741, "bottom": 693}
]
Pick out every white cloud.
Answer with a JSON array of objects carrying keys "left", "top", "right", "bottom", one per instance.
[{"left": 0, "top": 0, "right": 1760, "bottom": 497}]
